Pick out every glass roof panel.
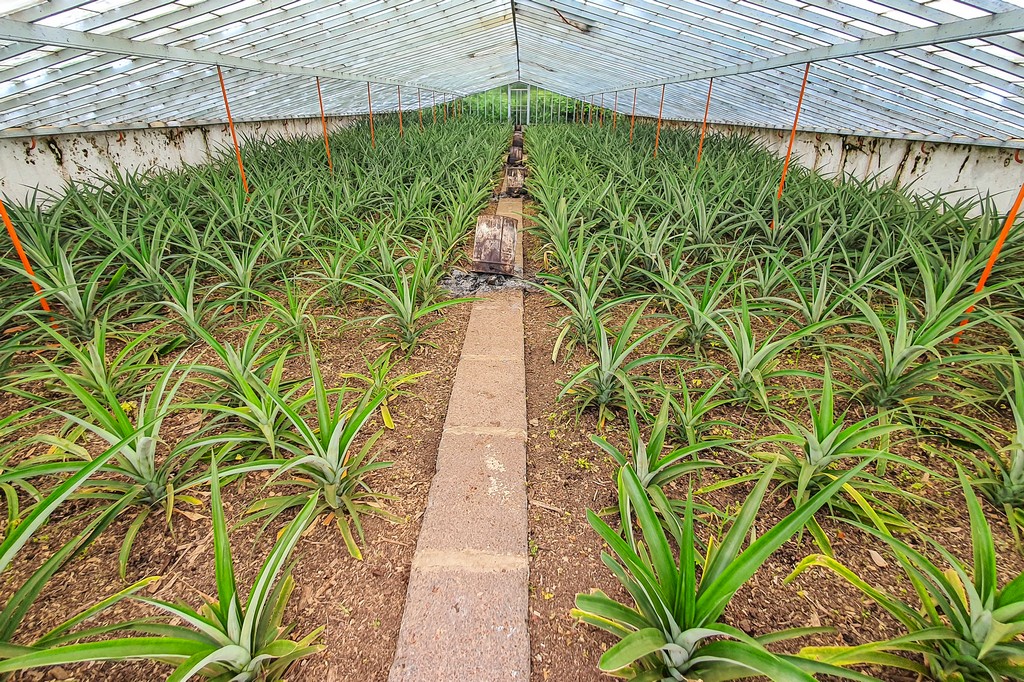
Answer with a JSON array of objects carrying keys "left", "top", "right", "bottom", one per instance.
[{"left": 0, "top": 0, "right": 1022, "bottom": 146}]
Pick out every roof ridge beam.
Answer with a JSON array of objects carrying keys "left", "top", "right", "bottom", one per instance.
[
  {"left": 581, "top": 8, "right": 1024, "bottom": 95},
  {"left": 0, "top": 17, "right": 462, "bottom": 94}
]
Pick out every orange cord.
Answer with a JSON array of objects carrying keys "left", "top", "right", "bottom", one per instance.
[
  {"left": 653, "top": 84, "right": 666, "bottom": 158},
  {"left": 696, "top": 78, "right": 713, "bottom": 168},
  {"left": 432, "top": 91, "right": 437, "bottom": 124},
  {"left": 397, "top": 85, "right": 404, "bottom": 138},
  {"left": 0, "top": 197, "right": 50, "bottom": 312},
  {"left": 777, "top": 63, "right": 810, "bottom": 201},
  {"left": 612, "top": 91, "right": 618, "bottom": 130},
  {"left": 629, "top": 88, "right": 637, "bottom": 143},
  {"left": 217, "top": 66, "right": 249, "bottom": 194},
  {"left": 599, "top": 93, "right": 604, "bottom": 127},
  {"left": 367, "top": 82, "right": 375, "bottom": 148},
  {"left": 418, "top": 88, "right": 424, "bottom": 131},
  {"left": 316, "top": 77, "right": 333, "bottom": 173},
  {"left": 953, "top": 180, "right": 1024, "bottom": 343}
]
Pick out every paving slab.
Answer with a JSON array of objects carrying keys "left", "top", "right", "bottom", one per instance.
[
  {"left": 388, "top": 563, "right": 530, "bottom": 681},
  {"left": 388, "top": 192, "right": 529, "bottom": 682},
  {"left": 417, "top": 431, "right": 527, "bottom": 556}
]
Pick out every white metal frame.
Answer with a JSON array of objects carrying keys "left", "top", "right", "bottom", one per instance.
[{"left": 2, "top": 0, "right": 1024, "bottom": 146}]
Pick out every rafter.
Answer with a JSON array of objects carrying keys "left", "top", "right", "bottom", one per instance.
[
  {"left": 582, "top": 9, "right": 1024, "bottom": 95},
  {"left": 0, "top": 17, "right": 462, "bottom": 94}
]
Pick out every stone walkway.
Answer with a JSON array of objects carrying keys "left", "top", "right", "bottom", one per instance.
[{"left": 388, "top": 196, "right": 529, "bottom": 681}]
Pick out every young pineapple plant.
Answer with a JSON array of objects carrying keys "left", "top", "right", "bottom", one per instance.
[
  {"left": 559, "top": 303, "right": 672, "bottom": 429},
  {"left": 574, "top": 462, "right": 872, "bottom": 681},
  {"left": 245, "top": 346, "right": 400, "bottom": 559},
  {"left": 787, "top": 470, "right": 1024, "bottom": 681},
  {"left": 0, "top": 458, "right": 324, "bottom": 681}
]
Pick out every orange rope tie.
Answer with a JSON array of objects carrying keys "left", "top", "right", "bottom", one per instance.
[
  {"left": 0, "top": 197, "right": 50, "bottom": 312},
  {"left": 771, "top": 63, "right": 811, "bottom": 230},
  {"left": 696, "top": 78, "right": 713, "bottom": 168},
  {"left": 316, "top": 77, "right": 333, "bottom": 173},
  {"left": 367, "top": 82, "right": 376, "bottom": 149},
  {"left": 418, "top": 88, "right": 424, "bottom": 131},
  {"left": 653, "top": 84, "right": 666, "bottom": 158},
  {"left": 953, "top": 180, "right": 1024, "bottom": 343},
  {"left": 217, "top": 66, "right": 249, "bottom": 194}
]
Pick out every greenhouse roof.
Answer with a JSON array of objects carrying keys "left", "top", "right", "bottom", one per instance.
[{"left": 1, "top": 0, "right": 1024, "bottom": 146}]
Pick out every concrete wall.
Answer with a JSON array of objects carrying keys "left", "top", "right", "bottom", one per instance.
[
  {"left": 4, "top": 114, "right": 1023, "bottom": 214},
  {"left": 670, "top": 120, "right": 1024, "bottom": 214},
  {"left": 0, "top": 116, "right": 357, "bottom": 205}
]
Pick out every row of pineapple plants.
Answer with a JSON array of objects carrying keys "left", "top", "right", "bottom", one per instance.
[
  {"left": 0, "top": 116, "right": 509, "bottom": 678},
  {"left": 525, "top": 122, "right": 1024, "bottom": 681}
]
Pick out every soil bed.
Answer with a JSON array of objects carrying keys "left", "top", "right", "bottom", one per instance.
[
  {"left": 1, "top": 295, "right": 472, "bottom": 682},
  {"left": 520, "top": 211, "right": 1024, "bottom": 681}
]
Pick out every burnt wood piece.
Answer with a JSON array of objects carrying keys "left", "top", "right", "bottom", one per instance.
[
  {"left": 508, "top": 146, "right": 523, "bottom": 165},
  {"left": 471, "top": 215, "right": 518, "bottom": 276},
  {"left": 505, "top": 166, "right": 525, "bottom": 196},
  {"left": 512, "top": 132, "right": 524, "bottom": 148}
]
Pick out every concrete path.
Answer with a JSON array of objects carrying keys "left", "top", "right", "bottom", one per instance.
[{"left": 388, "top": 197, "right": 528, "bottom": 681}]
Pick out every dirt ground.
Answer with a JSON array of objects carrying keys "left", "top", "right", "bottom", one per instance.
[
  {"left": 519, "top": 222, "right": 1024, "bottom": 681},
  {"left": 4, "top": 194, "right": 1024, "bottom": 682},
  {"left": 1, "top": 292, "right": 472, "bottom": 682}
]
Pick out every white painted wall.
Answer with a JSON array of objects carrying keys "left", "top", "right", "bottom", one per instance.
[
  {"left": 4, "top": 115, "right": 1023, "bottom": 215},
  {"left": 673, "top": 120, "right": 1024, "bottom": 214},
  {"left": 0, "top": 116, "right": 356, "bottom": 205}
]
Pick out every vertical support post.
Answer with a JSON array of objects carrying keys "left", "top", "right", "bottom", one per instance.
[
  {"left": 397, "top": 85, "right": 404, "bottom": 137},
  {"left": 612, "top": 91, "right": 618, "bottom": 129},
  {"left": 217, "top": 66, "right": 249, "bottom": 194},
  {"left": 443, "top": 93, "right": 448, "bottom": 122},
  {"left": 507, "top": 84, "right": 512, "bottom": 123},
  {"left": 315, "top": 76, "right": 333, "bottom": 173},
  {"left": 367, "top": 82, "right": 376, "bottom": 149},
  {"left": 599, "top": 93, "right": 604, "bottom": 127},
  {"left": 629, "top": 87, "right": 637, "bottom": 142},
  {"left": 954, "top": 180, "right": 1024, "bottom": 342},
  {"left": 526, "top": 84, "right": 531, "bottom": 125},
  {"left": 696, "top": 78, "right": 713, "bottom": 168},
  {"left": 588, "top": 96, "right": 593, "bottom": 125},
  {"left": 432, "top": 91, "right": 437, "bottom": 124},
  {"left": 418, "top": 88, "right": 424, "bottom": 131},
  {"left": 653, "top": 84, "right": 666, "bottom": 158},
  {"left": 0, "top": 198, "right": 50, "bottom": 312},
  {"left": 776, "top": 63, "right": 810, "bottom": 202}
]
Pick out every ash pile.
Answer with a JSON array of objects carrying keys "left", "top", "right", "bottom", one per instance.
[{"left": 441, "top": 267, "right": 533, "bottom": 296}]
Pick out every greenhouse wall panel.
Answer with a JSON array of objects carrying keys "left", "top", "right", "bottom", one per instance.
[
  {"left": 676, "top": 121, "right": 1024, "bottom": 212},
  {"left": 0, "top": 114, "right": 356, "bottom": 201}
]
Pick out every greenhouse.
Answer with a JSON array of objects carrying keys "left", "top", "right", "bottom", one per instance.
[{"left": 1, "top": 0, "right": 1024, "bottom": 680}]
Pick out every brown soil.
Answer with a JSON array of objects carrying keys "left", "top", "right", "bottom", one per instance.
[
  {"left": 520, "top": 215, "right": 1024, "bottom": 681},
  {"left": 2, "top": 292, "right": 472, "bottom": 682}
]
